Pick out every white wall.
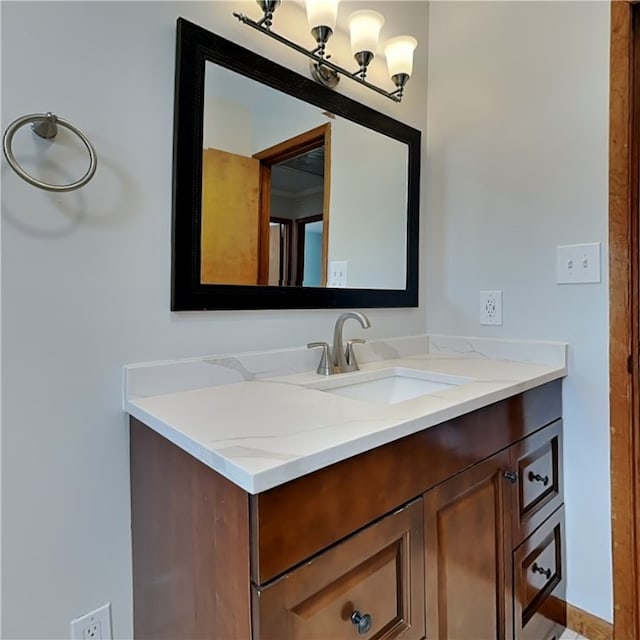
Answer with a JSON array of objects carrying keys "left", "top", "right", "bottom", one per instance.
[
  {"left": 425, "top": 1, "right": 611, "bottom": 621},
  {"left": 0, "top": 1, "right": 428, "bottom": 638},
  {"left": 203, "top": 95, "right": 252, "bottom": 155},
  {"left": 329, "top": 118, "right": 408, "bottom": 288}
]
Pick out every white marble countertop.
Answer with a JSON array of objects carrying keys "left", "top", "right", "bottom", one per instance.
[{"left": 124, "top": 336, "right": 567, "bottom": 494}]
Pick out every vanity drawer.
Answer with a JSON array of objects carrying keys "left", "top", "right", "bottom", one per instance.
[
  {"left": 514, "top": 506, "right": 565, "bottom": 640},
  {"left": 252, "top": 499, "right": 425, "bottom": 640},
  {"left": 510, "top": 420, "right": 563, "bottom": 544}
]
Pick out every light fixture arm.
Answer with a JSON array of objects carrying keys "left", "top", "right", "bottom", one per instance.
[
  {"left": 233, "top": 11, "right": 403, "bottom": 102},
  {"left": 256, "top": 0, "right": 280, "bottom": 29}
]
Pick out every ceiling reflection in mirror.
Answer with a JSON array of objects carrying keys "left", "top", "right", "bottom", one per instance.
[{"left": 202, "top": 61, "right": 408, "bottom": 290}]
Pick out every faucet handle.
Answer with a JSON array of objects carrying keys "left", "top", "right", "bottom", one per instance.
[
  {"left": 345, "top": 339, "right": 366, "bottom": 370},
  {"left": 307, "top": 342, "right": 334, "bottom": 376}
]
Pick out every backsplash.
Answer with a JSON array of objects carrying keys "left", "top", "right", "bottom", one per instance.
[
  {"left": 123, "top": 334, "right": 567, "bottom": 405},
  {"left": 124, "top": 334, "right": 431, "bottom": 401},
  {"left": 427, "top": 335, "right": 567, "bottom": 367}
]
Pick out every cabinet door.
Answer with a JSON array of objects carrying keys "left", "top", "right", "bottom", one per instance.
[
  {"left": 253, "top": 499, "right": 425, "bottom": 640},
  {"left": 424, "top": 451, "right": 513, "bottom": 640}
]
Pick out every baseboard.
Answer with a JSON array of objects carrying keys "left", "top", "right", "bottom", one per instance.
[
  {"left": 566, "top": 603, "right": 613, "bottom": 640},
  {"left": 542, "top": 596, "right": 612, "bottom": 640}
]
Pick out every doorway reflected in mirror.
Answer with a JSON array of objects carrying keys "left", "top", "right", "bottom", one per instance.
[
  {"left": 268, "top": 142, "right": 326, "bottom": 287},
  {"left": 201, "top": 123, "right": 330, "bottom": 287}
]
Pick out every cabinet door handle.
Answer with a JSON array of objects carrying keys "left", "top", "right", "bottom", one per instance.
[
  {"left": 532, "top": 562, "right": 552, "bottom": 579},
  {"left": 528, "top": 471, "right": 549, "bottom": 486},
  {"left": 503, "top": 470, "right": 519, "bottom": 484},
  {"left": 351, "top": 611, "right": 373, "bottom": 635}
]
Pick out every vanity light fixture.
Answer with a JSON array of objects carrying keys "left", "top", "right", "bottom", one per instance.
[{"left": 233, "top": 0, "right": 417, "bottom": 102}]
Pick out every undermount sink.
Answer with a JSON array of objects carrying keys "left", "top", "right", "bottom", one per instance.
[{"left": 304, "top": 367, "right": 473, "bottom": 405}]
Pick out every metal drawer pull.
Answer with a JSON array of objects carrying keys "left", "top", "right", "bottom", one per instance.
[
  {"left": 351, "top": 611, "right": 373, "bottom": 635},
  {"left": 532, "top": 562, "right": 552, "bottom": 579},
  {"left": 528, "top": 471, "right": 550, "bottom": 486},
  {"left": 503, "top": 470, "right": 519, "bottom": 484}
]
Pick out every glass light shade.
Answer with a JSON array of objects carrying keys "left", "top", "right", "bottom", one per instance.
[
  {"left": 384, "top": 35, "right": 418, "bottom": 78},
  {"left": 348, "top": 10, "right": 385, "bottom": 55},
  {"left": 305, "top": 0, "right": 340, "bottom": 30}
]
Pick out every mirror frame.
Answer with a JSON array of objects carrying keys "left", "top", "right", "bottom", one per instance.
[{"left": 172, "top": 17, "right": 421, "bottom": 311}]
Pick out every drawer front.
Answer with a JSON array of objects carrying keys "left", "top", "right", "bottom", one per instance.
[
  {"left": 253, "top": 499, "right": 425, "bottom": 640},
  {"left": 510, "top": 420, "right": 563, "bottom": 544},
  {"left": 514, "top": 506, "right": 566, "bottom": 640}
]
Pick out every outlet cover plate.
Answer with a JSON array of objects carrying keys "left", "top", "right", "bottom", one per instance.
[
  {"left": 480, "top": 290, "right": 503, "bottom": 325},
  {"left": 556, "top": 242, "right": 601, "bottom": 284},
  {"left": 70, "top": 603, "right": 112, "bottom": 640},
  {"left": 328, "top": 260, "right": 347, "bottom": 288}
]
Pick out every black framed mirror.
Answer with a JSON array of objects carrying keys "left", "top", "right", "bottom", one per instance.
[{"left": 172, "top": 17, "right": 420, "bottom": 311}]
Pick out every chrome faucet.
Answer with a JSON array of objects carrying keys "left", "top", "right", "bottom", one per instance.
[{"left": 332, "top": 311, "right": 371, "bottom": 373}]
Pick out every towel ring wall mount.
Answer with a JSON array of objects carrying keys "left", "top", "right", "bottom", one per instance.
[{"left": 2, "top": 112, "right": 97, "bottom": 192}]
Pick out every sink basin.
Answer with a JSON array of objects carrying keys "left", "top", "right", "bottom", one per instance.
[{"left": 304, "top": 367, "right": 472, "bottom": 405}]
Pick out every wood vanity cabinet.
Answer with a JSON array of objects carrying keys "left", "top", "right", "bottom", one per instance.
[
  {"left": 130, "top": 379, "right": 566, "bottom": 640},
  {"left": 423, "top": 419, "right": 565, "bottom": 640}
]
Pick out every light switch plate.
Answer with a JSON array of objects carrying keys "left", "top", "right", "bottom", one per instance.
[{"left": 556, "top": 243, "right": 601, "bottom": 284}]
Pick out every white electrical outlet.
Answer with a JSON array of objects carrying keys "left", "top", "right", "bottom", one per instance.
[
  {"left": 480, "top": 291, "right": 503, "bottom": 325},
  {"left": 556, "top": 242, "right": 601, "bottom": 284},
  {"left": 71, "top": 603, "right": 112, "bottom": 640},
  {"left": 328, "top": 260, "right": 348, "bottom": 288}
]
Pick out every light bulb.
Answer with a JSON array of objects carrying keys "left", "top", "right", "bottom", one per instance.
[
  {"left": 384, "top": 35, "right": 417, "bottom": 79},
  {"left": 348, "top": 10, "right": 384, "bottom": 56},
  {"left": 305, "top": 0, "right": 340, "bottom": 31}
]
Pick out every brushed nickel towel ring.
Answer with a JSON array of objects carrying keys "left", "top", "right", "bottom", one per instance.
[{"left": 2, "top": 112, "right": 97, "bottom": 192}]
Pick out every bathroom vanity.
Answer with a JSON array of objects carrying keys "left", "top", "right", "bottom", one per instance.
[{"left": 126, "top": 337, "right": 567, "bottom": 640}]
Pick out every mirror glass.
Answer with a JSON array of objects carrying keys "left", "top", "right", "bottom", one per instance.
[
  {"left": 202, "top": 62, "right": 408, "bottom": 290},
  {"left": 171, "top": 18, "right": 420, "bottom": 310}
]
